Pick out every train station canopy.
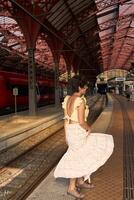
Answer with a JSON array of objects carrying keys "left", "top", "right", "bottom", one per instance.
[
  {"left": 0, "top": 0, "right": 134, "bottom": 82},
  {"left": 96, "top": 68, "right": 129, "bottom": 82}
]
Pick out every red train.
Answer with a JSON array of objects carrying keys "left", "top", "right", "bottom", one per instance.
[{"left": 0, "top": 71, "right": 66, "bottom": 112}]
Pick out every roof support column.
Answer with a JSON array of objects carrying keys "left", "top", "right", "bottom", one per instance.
[
  {"left": 9, "top": 1, "right": 45, "bottom": 115},
  {"left": 28, "top": 48, "right": 36, "bottom": 115},
  {"left": 54, "top": 59, "right": 60, "bottom": 107},
  {"left": 47, "top": 36, "right": 63, "bottom": 107}
]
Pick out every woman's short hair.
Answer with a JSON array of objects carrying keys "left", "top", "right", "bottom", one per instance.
[{"left": 67, "top": 75, "right": 88, "bottom": 95}]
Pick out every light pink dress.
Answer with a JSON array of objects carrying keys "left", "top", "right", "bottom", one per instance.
[{"left": 54, "top": 96, "right": 114, "bottom": 182}]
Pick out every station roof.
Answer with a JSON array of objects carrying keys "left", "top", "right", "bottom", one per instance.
[{"left": 0, "top": 0, "right": 134, "bottom": 81}]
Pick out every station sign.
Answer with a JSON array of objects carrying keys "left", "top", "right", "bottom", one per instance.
[
  {"left": 115, "top": 77, "right": 126, "bottom": 81},
  {"left": 13, "top": 88, "right": 18, "bottom": 96}
]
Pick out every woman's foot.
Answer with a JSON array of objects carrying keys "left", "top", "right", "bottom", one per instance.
[
  {"left": 77, "top": 182, "right": 94, "bottom": 189},
  {"left": 67, "top": 189, "right": 85, "bottom": 199}
]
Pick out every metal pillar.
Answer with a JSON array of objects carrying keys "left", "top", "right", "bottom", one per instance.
[
  {"left": 28, "top": 48, "right": 37, "bottom": 115},
  {"left": 55, "top": 62, "right": 60, "bottom": 107}
]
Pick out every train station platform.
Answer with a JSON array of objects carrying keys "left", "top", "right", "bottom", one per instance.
[
  {"left": 26, "top": 94, "right": 117, "bottom": 200},
  {"left": 1, "top": 93, "right": 134, "bottom": 200},
  {"left": 0, "top": 105, "right": 63, "bottom": 152}
]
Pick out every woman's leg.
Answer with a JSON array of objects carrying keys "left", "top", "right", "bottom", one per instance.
[
  {"left": 77, "top": 177, "right": 84, "bottom": 185},
  {"left": 77, "top": 177, "right": 94, "bottom": 189},
  {"left": 67, "top": 178, "right": 85, "bottom": 199},
  {"left": 68, "top": 178, "right": 77, "bottom": 191}
]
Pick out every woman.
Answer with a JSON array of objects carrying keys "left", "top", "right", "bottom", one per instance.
[{"left": 54, "top": 76, "right": 114, "bottom": 199}]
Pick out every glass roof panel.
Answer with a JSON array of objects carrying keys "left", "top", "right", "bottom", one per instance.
[
  {"left": 97, "top": 11, "right": 117, "bottom": 24},
  {"left": 0, "top": 16, "right": 17, "bottom": 25},
  {"left": 119, "top": 1, "right": 134, "bottom": 16},
  {"left": 99, "top": 27, "right": 114, "bottom": 37},
  {"left": 131, "top": 21, "right": 134, "bottom": 27},
  {"left": 97, "top": 69, "right": 128, "bottom": 82}
]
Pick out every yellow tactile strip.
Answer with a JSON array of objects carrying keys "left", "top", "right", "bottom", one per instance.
[{"left": 83, "top": 98, "right": 123, "bottom": 200}]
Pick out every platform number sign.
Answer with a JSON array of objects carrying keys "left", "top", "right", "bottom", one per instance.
[{"left": 13, "top": 88, "right": 18, "bottom": 96}]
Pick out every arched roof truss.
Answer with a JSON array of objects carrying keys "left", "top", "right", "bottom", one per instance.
[
  {"left": 0, "top": 0, "right": 134, "bottom": 81},
  {"left": 96, "top": 0, "right": 134, "bottom": 71}
]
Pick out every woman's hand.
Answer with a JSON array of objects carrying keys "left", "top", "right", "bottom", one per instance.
[
  {"left": 86, "top": 127, "right": 91, "bottom": 135},
  {"left": 86, "top": 127, "right": 91, "bottom": 134}
]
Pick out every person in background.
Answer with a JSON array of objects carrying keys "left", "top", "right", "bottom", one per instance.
[
  {"left": 126, "top": 86, "right": 131, "bottom": 101},
  {"left": 54, "top": 75, "right": 114, "bottom": 199}
]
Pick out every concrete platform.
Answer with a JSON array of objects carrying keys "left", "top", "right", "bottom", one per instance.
[
  {"left": 0, "top": 105, "right": 62, "bottom": 138},
  {"left": 0, "top": 105, "right": 63, "bottom": 152},
  {"left": 26, "top": 94, "right": 114, "bottom": 200}
]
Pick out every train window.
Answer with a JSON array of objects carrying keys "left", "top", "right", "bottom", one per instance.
[
  {"left": 18, "top": 85, "right": 28, "bottom": 96},
  {"left": 39, "top": 86, "right": 47, "bottom": 95},
  {"left": 38, "top": 85, "right": 54, "bottom": 95},
  {"left": 13, "top": 85, "right": 28, "bottom": 96},
  {"left": 6, "top": 82, "right": 28, "bottom": 96},
  {"left": 6, "top": 81, "right": 55, "bottom": 97},
  {"left": 49, "top": 87, "right": 54, "bottom": 94}
]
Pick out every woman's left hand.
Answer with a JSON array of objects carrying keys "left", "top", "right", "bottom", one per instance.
[{"left": 87, "top": 127, "right": 91, "bottom": 134}]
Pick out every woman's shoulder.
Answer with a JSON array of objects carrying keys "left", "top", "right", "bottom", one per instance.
[
  {"left": 64, "top": 95, "right": 70, "bottom": 101},
  {"left": 74, "top": 96, "right": 84, "bottom": 107}
]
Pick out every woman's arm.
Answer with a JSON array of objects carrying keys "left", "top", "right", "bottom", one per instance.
[{"left": 77, "top": 100, "right": 91, "bottom": 133}]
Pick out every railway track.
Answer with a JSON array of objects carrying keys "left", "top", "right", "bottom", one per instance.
[{"left": 0, "top": 95, "right": 106, "bottom": 200}]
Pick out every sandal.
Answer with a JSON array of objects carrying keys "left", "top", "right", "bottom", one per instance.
[
  {"left": 67, "top": 189, "right": 85, "bottom": 199},
  {"left": 76, "top": 182, "right": 94, "bottom": 189}
]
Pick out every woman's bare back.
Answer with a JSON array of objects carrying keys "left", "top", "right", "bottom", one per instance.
[{"left": 66, "top": 96, "right": 78, "bottom": 117}]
